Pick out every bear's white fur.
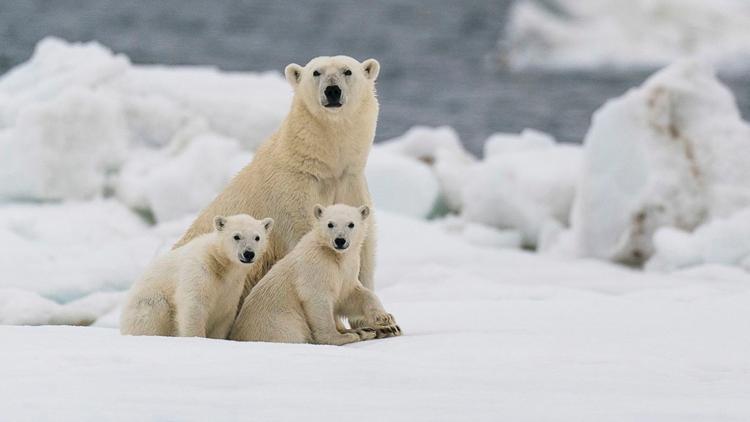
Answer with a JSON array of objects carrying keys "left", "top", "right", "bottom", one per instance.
[
  {"left": 174, "top": 57, "right": 381, "bottom": 322},
  {"left": 229, "top": 204, "right": 400, "bottom": 345},
  {"left": 121, "top": 214, "right": 273, "bottom": 338}
]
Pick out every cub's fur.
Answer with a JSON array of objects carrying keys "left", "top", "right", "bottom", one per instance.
[
  {"left": 230, "top": 204, "right": 400, "bottom": 345},
  {"left": 121, "top": 214, "right": 273, "bottom": 338}
]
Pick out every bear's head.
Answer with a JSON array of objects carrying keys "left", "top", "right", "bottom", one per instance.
[
  {"left": 285, "top": 56, "right": 379, "bottom": 119},
  {"left": 312, "top": 203, "right": 370, "bottom": 253},
  {"left": 213, "top": 214, "right": 274, "bottom": 265}
]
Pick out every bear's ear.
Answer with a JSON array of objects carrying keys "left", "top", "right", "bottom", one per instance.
[
  {"left": 358, "top": 205, "right": 370, "bottom": 220},
  {"left": 261, "top": 218, "right": 274, "bottom": 233},
  {"left": 362, "top": 59, "right": 380, "bottom": 81},
  {"left": 285, "top": 63, "right": 303, "bottom": 87},
  {"left": 214, "top": 216, "right": 227, "bottom": 231},
  {"left": 313, "top": 204, "right": 324, "bottom": 220}
]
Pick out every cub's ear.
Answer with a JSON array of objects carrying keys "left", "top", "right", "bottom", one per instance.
[
  {"left": 214, "top": 216, "right": 227, "bottom": 231},
  {"left": 285, "top": 63, "right": 303, "bottom": 86},
  {"left": 362, "top": 59, "right": 380, "bottom": 81},
  {"left": 262, "top": 218, "right": 274, "bottom": 233},
  {"left": 313, "top": 204, "right": 324, "bottom": 220},
  {"left": 358, "top": 205, "right": 370, "bottom": 220}
]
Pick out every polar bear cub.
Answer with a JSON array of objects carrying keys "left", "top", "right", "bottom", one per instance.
[
  {"left": 121, "top": 214, "right": 273, "bottom": 338},
  {"left": 230, "top": 204, "right": 401, "bottom": 345}
]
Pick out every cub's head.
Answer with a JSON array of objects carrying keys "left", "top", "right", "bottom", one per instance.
[
  {"left": 213, "top": 214, "right": 274, "bottom": 265},
  {"left": 285, "top": 55, "right": 379, "bottom": 118},
  {"left": 312, "top": 204, "right": 370, "bottom": 253}
]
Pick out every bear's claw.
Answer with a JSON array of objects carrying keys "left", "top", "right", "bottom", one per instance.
[{"left": 354, "top": 327, "right": 377, "bottom": 340}]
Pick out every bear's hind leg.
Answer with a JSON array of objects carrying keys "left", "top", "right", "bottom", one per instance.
[{"left": 121, "top": 295, "right": 174, "bottom": 336}]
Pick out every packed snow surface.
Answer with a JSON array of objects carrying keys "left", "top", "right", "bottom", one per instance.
[
  {"left": 3, "top": 212, "right": 750, "bottom": 421},
  {"left": 503, "top": 0, "right": 750, "bottom": 71}
]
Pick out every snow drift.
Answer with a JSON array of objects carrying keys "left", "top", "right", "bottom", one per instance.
[
  {"left": 570, "top": 60, "right": 750, "bottom": 264},
  {"left": 377, "top": 126, "right": 583, "bottom": 248},
  {"left": 0, "top": 37, "right": 291, "bottom": 203},
  {"left": 648, "top": 207, "right": 750, "bottom": 272},
  {"left": 462, "top": 132, "right": 581, "bottom": 248},
  {"left": 502, "top": 0, "right": 750, "bottom": 71}
]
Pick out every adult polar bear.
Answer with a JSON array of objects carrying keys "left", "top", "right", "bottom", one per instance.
[{"left": 175, "top": 56, "right": 381, "bottom": 324}]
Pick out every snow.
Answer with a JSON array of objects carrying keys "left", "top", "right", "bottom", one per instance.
[
  {"left": 0, "top": 200, "right": 179, "bottom": 302},
  {"left": 373, "top": 126, "right": 582, "bottom": 248},
  {"left": 569, "top": 60, "right": 750, "bottom": 264},
  {"left": 648, "top": 207, "right": 750, "bottom": 272},
  {"left": 503, "top": 0, "right": 750, "bottom": 71},
  {"left": 376, "top": 126, "right": 475, "bottom": 213},
  {"left": 0, "top": 289, "right": 123, "bottom": 326},
  {"left": 0, "top": 37, "right": 290, "bottom": 202},
  {"left": 462, "top": 139, "right": 581, "bottom": 248},
  {"left": 483, "top": 128, "right": 556, "bottom": 157},
  {"left": 1, "top": 37, "right": 750, "bottom": 420},
  {"left": 377, "top": 125, "right": 470, "bottom": 165},
  {"left": 1, "top": 212, "right": 749, "bottom": 420},
  {"left": 365, "top": 148, "right": 440, "bottom": 219},
  {"left": 116, "top": 133, "right": 251, "bottom": 222}
]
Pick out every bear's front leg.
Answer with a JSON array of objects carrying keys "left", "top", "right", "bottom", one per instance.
[
  {"left": 359, "top": 222, "right": 376, "bottom": 290},
  {"left": 207, "top": 312, "right": 236, "bottom": 340},
  {"left": 303, "top": 297, "right": 373, "bottom": 345},
  {"left": 336, "top": 316, "right": 378, "bottom": 339},
  {"left": 338, "top": 174, "right": 376, "bottom": 290},
  {"left": 176, "top": 302, "right": 208, "bottom": 337},
  {"left": 174, "top": 281, "right": 209, "bottom": 338},
  {"left": 341, "top": 285, "right": 401, "bottom": 338}
]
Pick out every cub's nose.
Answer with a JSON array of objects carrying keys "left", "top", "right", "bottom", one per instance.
[
  {"left": 324, "top": 85, "right": 342, "bottom": 104},
  {"left": 334, "top": 237, "right": 347, "bottom": 249},
  {"left": 242, "top": 250, "right": 255, "bottom": 263}
]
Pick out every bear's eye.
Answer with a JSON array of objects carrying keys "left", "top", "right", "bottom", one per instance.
[
  {"left": 348, "top": 222, "right": 354, "bottom": 228},
  {"left": 313, "top": 70, "right": 320, "bottom": 77},
  {"left": 233, "top": 234, "right": 241, "bottom": 241},
  {"left": 327, "top": 222, "right": 334, "bottom": 228},
  {"left": 343, "top": 69, "right": 352, "bottom": 76},
  {"left": 254, "top": 235, "right": 260, "bottom": 241}
]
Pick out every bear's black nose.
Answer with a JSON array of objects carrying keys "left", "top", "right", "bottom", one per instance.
[
  {"left": 242, "top": 250, "right": 255, "bottom": 262},
  {"left": 324, "top": 85, "right": 342, "bottom": 104},
  {"left": 334, "top": 238, "right": 347, "bottom": 248}
]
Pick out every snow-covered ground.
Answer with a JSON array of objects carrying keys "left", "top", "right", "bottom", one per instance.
[
  {"left": 2, "top": 39, "right": 750, "bottom": 420},
  {"left": 502, "top": 0, "right": 750, "bottom": 71},
  {"left": 3, "top": 212, "right": 750, "bottom": 421}
]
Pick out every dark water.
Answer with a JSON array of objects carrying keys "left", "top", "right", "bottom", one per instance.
[{"left": 1, "top": 0, "right": 749, "bottom": 155}]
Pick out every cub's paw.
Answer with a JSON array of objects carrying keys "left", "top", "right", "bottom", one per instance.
[
  {"left": 372, "top": 312, "right": 396, "bottom": 327},
  {"left": 354, "top": 327, "right": 377, "bottom": 341},
  {"left": 375, "top": 324, "right": 402, "bottom": 339},
  {"left": 370, "top": 313, "right": 402, "bottom": 338}
]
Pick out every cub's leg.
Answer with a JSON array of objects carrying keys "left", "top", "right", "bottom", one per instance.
[
  {"left": 174, "top": 279, "right": 209, "bottom": 337},
  {"left": 176, "top": 302, "right": 208, "bottom": 337},
  {"left": 303, "top": 297, "right": 368, "bottom": 345},
  {"left": 207, "top": 312, "right": 236, "bottom": 340},
  {"left": 336, "top": 317, "right": 377, "bottom": 340},
  {"left": 341, "top": 285, "right": 401, "bottom": 338}
]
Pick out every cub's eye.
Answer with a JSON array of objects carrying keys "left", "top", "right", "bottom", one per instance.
[
  {"left": 343, "top": 69, "right": 352, "bottom": 76},
  {"left": 313, "top": 70, "right": 320, "bottom": 77},
  {"left": 348, "top": 222, "right": 354, "bottom": 228},
  {"left": 327, "top": 222, "right": 334, "bottom": 228},
  {"left": 254, "top": 235, "right": 260, "bottom": 241},
  {"left": 233, "top": 234, "right": 241, "bottom": 241}
]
